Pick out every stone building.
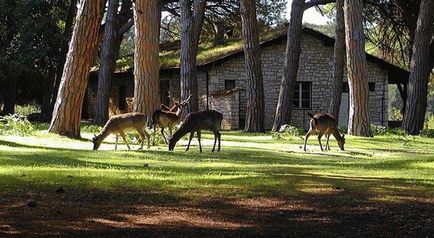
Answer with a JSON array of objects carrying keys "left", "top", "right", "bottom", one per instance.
[{"left": 87, "top": 27, "right": 409, "bottom": 130}]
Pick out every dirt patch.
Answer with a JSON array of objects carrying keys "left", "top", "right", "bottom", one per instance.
[{"left": 0, "top": 188, "right": 433, "bottom": 237}]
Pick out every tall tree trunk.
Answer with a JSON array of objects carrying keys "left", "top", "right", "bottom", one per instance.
[
  {"left": 272, "top": 0, "right": 304, "bottom": 131},
  {"left": 133, "top": 0, "right": 160, "bottom": 115},
  {"left": 41, "top": 0, "right": 77, "bottom": 122},
  {"left": 49, "top": 0, "right": 105, "bottom": 138},
  {"left": 94, "top": 0, "right": 132, "bottom": 124},
  {"left": 2, "top": 76, "right": 17, "bottom": 115},
  {"left": 344, "top": 0, "right": 372, "bottom": 136},
  {"left": 240, "top": 0, "right": 265, "bottom": 132},
  {"left": 428, "top": 38, "right": 434, "bottom": 73},
  {"left": 180, "top": 0, "right": 206, "bottom": 115},
  {"left": 328, "top": 0, "right": 345, "bottom": 120},
  {"left": 403, "top": 0, "right": 434, "bottom": 135}
]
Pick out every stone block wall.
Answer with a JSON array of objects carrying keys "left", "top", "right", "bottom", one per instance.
[
  {"left": 205, "top": 33, "right": 389, "bottom": 130},
  {"left": 209, "top": 89, "right": 240, "bottom": 130}
]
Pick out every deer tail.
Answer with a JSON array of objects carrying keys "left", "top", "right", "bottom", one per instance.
[{"left": 307, "top": 112, "right": 314, "bottom": 119}]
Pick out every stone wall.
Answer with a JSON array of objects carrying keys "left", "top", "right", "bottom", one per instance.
[
  {"left": 205, "top": 32, "right": 389, "bottom": 129},
  {"left": 209, "top": 89, "right": 240, "bottom": 130}
]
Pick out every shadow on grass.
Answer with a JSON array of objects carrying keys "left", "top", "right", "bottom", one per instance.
[{"left": 0, "top": 180, "right": 433, "bottom": 238}]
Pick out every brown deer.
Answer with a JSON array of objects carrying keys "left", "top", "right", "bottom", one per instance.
[
  {"left": 152, "top": 95, "right": 191, "bottom": 145},
  {"left": 168, "top": 110, "right": 223, "bottom": 152},
  {"left": 303, "top": 112, "right": 345, "bottom": 151},
  {"left": 92, "top": 112, "right": 150, "bottom": 150}
]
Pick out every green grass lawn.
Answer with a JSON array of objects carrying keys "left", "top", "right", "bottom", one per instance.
[
  {"left": 1, "top": 126, "right": 434, "bottom": 236},
  {"left": 1, "top": 127, "right": 433, "bottom": 201}
]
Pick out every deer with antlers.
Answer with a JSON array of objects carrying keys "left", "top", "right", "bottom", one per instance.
[
  {"left": 151, "top": 95, "right": 191, "bottom": 145},
  {"left": 92, "top": 112, "right": 151, "bottom": 151},
  {"left": 303, "top": 112, "right": 345, "bottom": 151},
  {"left": 168, "top": 110, "right": 223, "bottom": 152}
]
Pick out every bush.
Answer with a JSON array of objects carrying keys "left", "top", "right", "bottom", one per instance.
[
  {"left": 371, "top": 124, "right": 387, "bottom": 136},
  {"left": 82, "top": 124, "right": 103, "bottom": 134},
  {"left": 15, "top": 104, "right": 41, "bottom": 117},
  {"left": 421, "top": 129, "right": 434, "bottom": 138},
  {"left": 425, "top": 114, "right": 434, "bottom": 129},
  {"left": 0, "top": 114, "right": 35, "bottom": 136},
  {"left": 272, "top": 124, "right": 304, "bottom": 141},
  {"left": 371, "top": 124, "right": 406, "bottom": 136}
]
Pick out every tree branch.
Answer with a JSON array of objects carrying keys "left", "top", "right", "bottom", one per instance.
[
  {"left": 119, "top": 19, "right": 133, "bottom": 35},
  {"left": 304, "top": 0, "right": 335, "bottom": 10}
]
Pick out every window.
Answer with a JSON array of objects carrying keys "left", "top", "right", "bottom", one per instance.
[
  {"left": 225, "top": 80, "right": 236, "bottom": 90},
  {"left": 293, "top": 82, "right": 311, "bottom": 109},
  {"left": 118, "top": 85, "right": 127, "bottom": 111},
  {"left": 369, "top": 82, "right": 376, "bottom": 92}
]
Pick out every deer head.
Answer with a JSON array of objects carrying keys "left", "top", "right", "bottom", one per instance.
[
  {"left": 168, "top": 137, "right": 176, "bottom": 151},
  {"left": 92, "top": 134, "right": 103, "bottom": 150},
  {"left": 337, "top": 134, "right": 345, "bottom": 150}
]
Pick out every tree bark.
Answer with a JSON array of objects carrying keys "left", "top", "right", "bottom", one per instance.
[
  {"left": 272, "top": 0, "right": 304, "bottom": 131},
  {"left": 403, "top": 0, "right": 434, "bottom": 135},
  {"left": 48, "top": 0, "right": 105, "bottom": 138},
  {"left": 41, "top": 0, "right": 77, "bottom": 122},
  {"left": 328, "top": 0, "right": 345, "bottom": 120},
  {"left": 180, "top": 0, "right": 206, "bottom": 115},
  {"left": 240, "top": 0, "right": 265, "bottom": 132},
  {"left": 344, "top": 0, "right": 372, "bottom": 136},
  {"left": 93, "top": 0, "right": 132, "bottom": 124},
  {"left": 133, "top": 0, "right": 160, "bottom": 115}
]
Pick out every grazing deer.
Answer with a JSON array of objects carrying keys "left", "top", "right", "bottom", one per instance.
[
  {"left": 168, "top": 110, "right": 223, "bottom": 153},
  {"left": 303, "top": 112, "right": 345, "bottom": 151},
  {"left": 152, "top": 95, "right": 191, "bottom": 145},
  {"left": 92, "top": 112, "right": 150, "bottom": 150}
]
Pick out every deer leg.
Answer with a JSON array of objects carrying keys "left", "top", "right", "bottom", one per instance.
[
  {"left": 318, "top": 132, "right": 324, "bottom": 151},
  {"left": 217, "top": 131, "right": 221, "bottom": 152},
  {"left": 168, "top": 126, "right": 173, "bottom": 137},
  {"left": 197, "top": 130, "right": 202, "bottom": 153},
  {"left": 303, "top": 130, "right": 313, "bottom": 151},
  {"left": 119, "top": 131, "right": 131, "bottom": 151},
  {"left": 115, "top": 135, "right": 119, "bottom": 151},
  {"left": 186, "top": 132, "right": 194, "bottom": 151},
  {"left": 137, "top": 127, "right": 150, "bottom": 149},
  {"left": 212, "top": 130, "right": 217, "bottom": 152},
  {"left": 326, "top": 133, "right": 331, "bottom": 151},
  {"left": 212, "top": 130, "right": 221, "bottom": 152},
  {"left": 160, "top": 128, "right": 168, "bottom": 145},
  {"left": 152, "top": 125, "right": 157, "bottom": 146}
]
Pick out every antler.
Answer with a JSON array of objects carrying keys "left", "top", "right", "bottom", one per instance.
[{"left": 180, "top": 94, "right": 192, "bottom": 106}]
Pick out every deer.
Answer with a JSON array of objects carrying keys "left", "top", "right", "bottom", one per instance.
[
  {"left": 151, "top": 95, "right": 191, "bottom": 145},
  {"left": 168, "top": 110, "right": 223, "bottom": 153},
  {"left": 303, "top": 112, "right": 345, "bottom": 151},
  {"left": 92, "top": 112, "right": 151, "bottom": 151}
]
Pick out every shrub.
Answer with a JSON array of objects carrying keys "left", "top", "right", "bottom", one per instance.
[
  {"left": 371, "top": 124, "right": 406, "bottom": 136},
  {"left": 421, "top": 129, "right": 434, "bottom": 138},
  {"left": 15, "top": 104, "right": 41, "bottom": 117},
  {"left": 278, "top": 124, "right": 304, "bottom": 135},
  {"left": 425, "top": 114, "right": 434, "bottom": 129},
  {"left": 371, "top": 124, "right": 387, "bottom": 136},
  {"left": 0, "top": 114, "right": 35, "bottom": 136},
  {"left": 272, "top": 124, "right": 304, "bottom": 141},
  {"left": 82, "top": 124, "right": 103, "bottom": 134}
]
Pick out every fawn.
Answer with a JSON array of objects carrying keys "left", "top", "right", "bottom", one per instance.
[
  {"left": 168, "top": 110, "right": 223, "bottom": 153},
  {"left": 92, "top": 112, "right": 150, "bottom": 150},
  {"left": 152, "top": 95, "right": 191, "bottom": 145},
  {"left": 303, "top": 112, "right": 345, "bottom": 151}
]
